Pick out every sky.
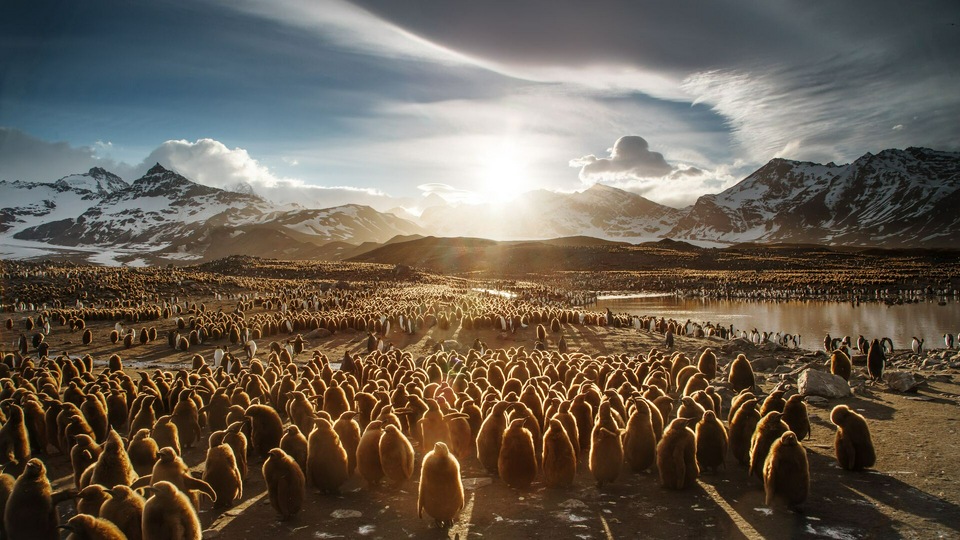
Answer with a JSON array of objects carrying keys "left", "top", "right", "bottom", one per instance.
[{"left": 1, "top": 0, "right": 958, "bottom": 211}]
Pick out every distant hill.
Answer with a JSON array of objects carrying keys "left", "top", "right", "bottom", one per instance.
[{"left": 0, "top": 164, "right": 424, "bottom": 264}]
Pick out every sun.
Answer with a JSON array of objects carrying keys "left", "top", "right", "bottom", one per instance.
[{"left": 476, "top": 139, "right": 531, "bottom": 204}]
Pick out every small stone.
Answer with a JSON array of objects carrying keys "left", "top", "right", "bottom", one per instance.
[
  {"left": 202, "top": 530, "right": 220, "bottom": 540},
  {"left": 331, "top": 509, "right": 362, "bottom": 519},
  {"left": 798, "top": 369, "right": 851, "bottom": 399},
  {"left": 462, "top": 477, "right": 493, "bottom": 490}
]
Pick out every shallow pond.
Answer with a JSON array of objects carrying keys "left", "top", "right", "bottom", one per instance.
[{"left": 594, "top": 295, "right": 960, "bottom": 352}]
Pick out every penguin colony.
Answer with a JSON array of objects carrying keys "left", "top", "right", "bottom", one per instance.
[{"left": 0, "top": 262, "right": 901, "bottom": 536}]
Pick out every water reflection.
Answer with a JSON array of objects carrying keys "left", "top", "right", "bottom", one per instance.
[{"left": 595, "top": 296, "right": 960, "bottom": 351}]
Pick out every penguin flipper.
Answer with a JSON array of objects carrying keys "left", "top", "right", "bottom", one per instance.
[{"left": 183, "top": 475, "right": 217, "bottom": 502}]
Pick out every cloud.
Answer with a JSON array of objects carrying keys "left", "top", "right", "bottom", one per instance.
[
  {"left": 324, "top": 2, "right": 960, "bottom": 162},
  {"left": 136, "top": 138, "right": 405, "bottom": 211},
  {"left": 570, "top": 135, "right": 741, "bottom": 207},
  {"left": 0, "top": 127, "right": 131, "bottom": 182},
  {"left": 571, "top": 136, "right": 674, "bottom": 181}
]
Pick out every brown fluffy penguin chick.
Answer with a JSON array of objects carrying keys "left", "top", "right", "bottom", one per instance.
[
  {"left": 589, "top": 426, "right": 623, "bottom": 488},
  {"left": 141, "top": 480, "right": 201, "bottom": 540},
  {"left": 131, "top": 447, "right": 216, "bottom": 510},
  {"left": 831, "top": 405, "right": 876, "bottom": 471},
  {"left": 749, "top": 411, "right": 789, "bottom": 480},
  {"left": 222, "top": 422, "right": 249, "bottom": 482},
  {"left": 76, "top": 484, "right": 111, "bottom": 516},
  {"left": 89, "top": 430, "right": 138, "bottom": 489},
  {"left": 727, "top": 389, "right": 756, "bottom": 423},
  {"left": 622, "top": 400, "right": 657, "bottom": 473},
  {"left": 697, "top": 348, "right": 718, "bottom": 380},
  {"left": 100, "top": 485, "right": 145, "bottom": 540},
  {"left": 4, "top": 458, "right": 58, "bottom": 540},
  {"left": 379, "top": 424, "right": 415, "bottom": 487},
  {"left": 244, "top": 404, "right": 283, "bottom": 460},
  {"left": 170, "top": 392, "right": 202, "bottom": 449},
  {"left": 830, "top": 349, "right": 852, "bottom": 381},
  {"left": 279, "top": 425, "right": 308, "bottom": 473},
  {"left": 202, "top": 444, "right": 242, "bottom": 508},
  {"left": 781, "top": 395, "right": 810, "bottom": 441},
  {"left": 763, "top": 431, "right": 809, "bottom": 507},
  {"left": 356, "top": 420, "right": 385, "bottom": 487},
  {"left": 0, "top": 472, "right": 14, "bottom": 539},
  {"left": 476, "top": 401, "right": 510, "bottom": 475},
  {"left": 127, "top": 429, "right": 159, "bottom": 478},
  {"left": 498, "top": 417, "right": 537, "bottom": 490},
  {"left": 728, "top": 354, "right": 755, "bottom": 393},
  {"left": 759, "top": 389, "right": 787, "bottom": 417},
  {"left": 81, "top": 394, "right": 109, "bottom": 443},
  {"left": 306, "top": 416, "right": 349, "bottom": 494},
  {"left": 677, "top": 396, "right": 706, "bottom": 422},
  {"left": 729, "top": 398, "right": 761, "bottom": 466},
  {"left": 71, "top": 434, "right": 101, "bottom": 489},
  {"left": 445, "top": 412, "right": 475, "bottom": 461},
  {"left": 657, "top": 418, "right": 699, "bottom": 490},
  {"left": 695, "top": 410, "right": 728, "bottom": 473},
  {"left": 150, "top": 415, "right": 180, "bottom": 456},
  {"left": 542, "top": 418, "right": 576, "bottom": 488},
  {"left": 418, "top": 442, "right": 464, "bottom": 529},
  {"left": 0, "top": 404, "right": 30, "bottom": 466},
  {"left": 63, "top": 513, "right": 125, "bottom": 540},
  {"left": 418, "top": 399, "right": 451, "bottom": 451},
  {"left": 262, "top": 448, "right": 305, "bottom": 521},
  {"left": 332, "top": 411, "right": 361, "bottom": 477}
]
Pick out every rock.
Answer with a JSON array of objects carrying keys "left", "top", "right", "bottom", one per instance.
[
  {"left": 442, "top": 339, "right": 462, "bottom": 351},
  {"left": 941, "top": 351, "right": 952, "bottom": 360},
  {"left": 202, "top": 530, "right": 220, "bottom": 540},
  {"left": 850, "top": 354, "right": 867, "bottom": 366},
  {"left": 751, "top": 356, "right": 780, "bottom": 371},
  {"left": 721, "top": 338, "right": 754, "bottom": 353},
  {"left": 803, "top": 396, "right": 828, "bottom": 404},
  {"left": 760, "top": 342, "right": 779, "bottom": 352},
  {"left": 798, "top": 369, "right": 851, "bottom": 399},
  {"left": 560, "top": 499, "right": 588, "bottom": 510},
  {"left": 308, "top": 328, "right": 332, "bottom": 339},
  {"left": 921, "top": 358, "right": 943, "bottom": 369},
  {"left": 883, "top": 371, "right": 920, "bottom": 392}
]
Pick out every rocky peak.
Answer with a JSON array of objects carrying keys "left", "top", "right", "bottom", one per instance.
[{"left": 146, "top": 163, "right": 168, "bottom": 176}]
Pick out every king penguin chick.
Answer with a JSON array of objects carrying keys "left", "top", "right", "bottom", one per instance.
[
  {"left": 831, "top": 405, "right": 876, "bottom": 471},
  {"left": 657, "top": 418, "right": 698, "bottom": 489},
  {"left": 379, "top": 424, "right": 414, "bottom": 487},
  {"left": 100, "top": 485, "right": 145, "bottom": 540},
  {"left": 141, "top": 481, "right": 201, "bottom": 540},
  {"left": 498, "top": 417, "right": 537, "bottom": 490},
  {"left": 418, "top": 442, "right": 464, "bottom": 529},
  {"left": 763, "top": 431, "right": 809, "bottom": 507},
  {"left": 263, "top": 448, "right": 305, "bottom": 521},
  {"left": 202, "top": 443, "right": 242, "bottom": 508}
]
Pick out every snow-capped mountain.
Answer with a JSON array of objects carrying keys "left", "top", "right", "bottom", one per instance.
[
  {"left": 1, "top": 164, "right": 424, "bottom": 263},
  {"left": 669, "top": 147, "right": 960, "bottom": 247},
  {"left": 419, "top": 183, "right": 682, "bottom": 241},
  {"left": 54, "top": 167, "right": 128, "bottom": 196},
  {"left": 0, "top": 167, "right": 126, "bottom": 235}
]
